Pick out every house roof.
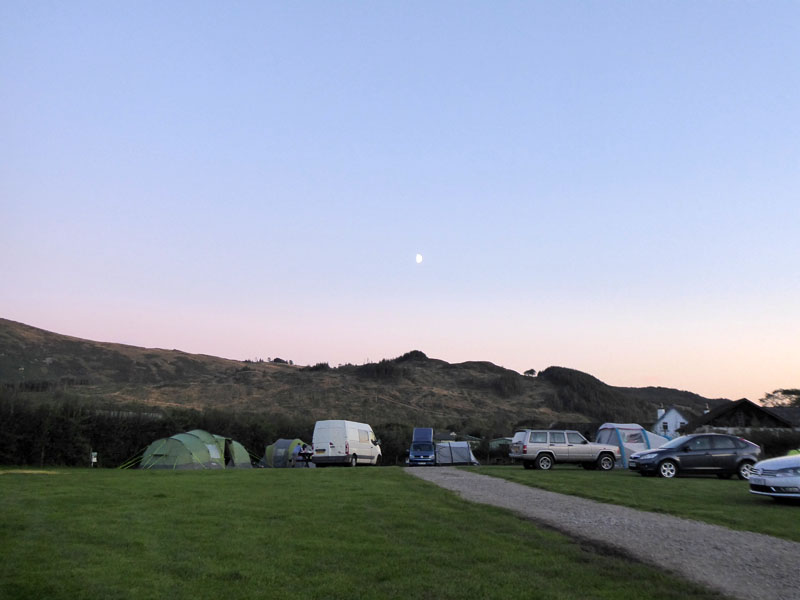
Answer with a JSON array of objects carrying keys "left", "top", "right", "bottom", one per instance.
[
  {"left": 769, "top": 406, "right": 800, "bottom": 426},
  {"left": 654, "top": 406, "right": 688, "bottom": 420},
  {"left": 651, "top": 407, "right": 691, "bottom": 429},
  {"left": 683, "top": 399, "right": 794, "bottom": 432}
]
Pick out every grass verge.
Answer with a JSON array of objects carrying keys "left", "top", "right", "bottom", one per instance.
[
  {"left": 0, "top": 467, "right": 728, "bottom": 600},
  {"left": 469, "top": 465, "right": 800, "bottom": 543}
]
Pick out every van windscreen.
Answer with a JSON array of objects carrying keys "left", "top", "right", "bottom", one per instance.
[{"left": 412, "top": 443, "right": 434, "bottom": 452}]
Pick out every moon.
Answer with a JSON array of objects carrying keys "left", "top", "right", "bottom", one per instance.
[{"left": 415, "top": 253, "right": 423, "bottom": 264}]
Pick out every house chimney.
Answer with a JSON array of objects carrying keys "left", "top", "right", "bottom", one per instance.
[{"left": 656, "top": 407, "right": 665, "bottom": 420}]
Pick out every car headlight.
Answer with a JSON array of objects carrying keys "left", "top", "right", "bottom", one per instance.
[
  {"left": 775, "top": 467, "right": 800, "bottom": 477},
  {"left": 639, "top": 453, "right": 658, "bottom": 460}
]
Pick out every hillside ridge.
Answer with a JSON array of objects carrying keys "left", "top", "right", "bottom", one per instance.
[{"left": 0, "top": 318, "right": 728, "bottom": 432}]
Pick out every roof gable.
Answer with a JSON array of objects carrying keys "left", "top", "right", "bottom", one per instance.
[{"left": 683, "top": 399, "right": 794, "bottom": 432}]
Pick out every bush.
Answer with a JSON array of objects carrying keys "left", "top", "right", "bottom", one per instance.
[
  {"left": 356, "top": 360, "right": 404, "bottom": 381},
  {"left": 301, "top": 362, "right": 331, "bottom": 372},
  {"left": 727, "top": 429, "right": 800, "bottom": 458},
  {"left": 395, "top": 350, "right": 428, "bottom": 363},
  {"left": 492, "top": 374, "right": 522, "bottom": 398}
]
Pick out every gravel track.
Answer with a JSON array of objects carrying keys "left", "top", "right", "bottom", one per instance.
[{"left": 406, "top": 467, "right": 800, "bottom": 600}]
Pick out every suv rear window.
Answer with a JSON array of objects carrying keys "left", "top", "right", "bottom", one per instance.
[{"left": 529, "top": 432, "right": 547, "bottom": 443}]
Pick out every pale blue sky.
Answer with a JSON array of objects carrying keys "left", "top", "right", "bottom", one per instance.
[{"left": 2, "top": 2, "right": 798, "bottom": 401}]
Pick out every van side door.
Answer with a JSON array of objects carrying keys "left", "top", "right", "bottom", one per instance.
[{"left": 358, "top": 428, "right": 373, "bottom": 461}]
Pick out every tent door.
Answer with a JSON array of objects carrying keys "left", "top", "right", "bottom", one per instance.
[{"left": 224, "top": 439, "right": 233, "bottom": 466}]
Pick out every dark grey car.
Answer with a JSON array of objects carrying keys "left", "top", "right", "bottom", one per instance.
[{"left": 628, "top": 433, "right": 761, "bottom": 479}]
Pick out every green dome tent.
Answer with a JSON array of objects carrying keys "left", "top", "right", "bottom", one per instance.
[
  {"left": 140, "top": 429, "right": 252, "bottom": 470},
  {"left": 261, "top": 438, "right": 309, "bottom": 468}
]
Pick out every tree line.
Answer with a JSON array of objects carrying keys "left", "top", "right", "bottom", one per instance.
[{"left": 0, "top": 391, "right": 421, "bottom": 468}]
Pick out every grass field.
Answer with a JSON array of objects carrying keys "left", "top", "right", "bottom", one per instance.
[
  {"left": 0, "top": 467, "right": 727, "bottom": 600},
  {"left": 472, "top": 465, "right": 800, "bottom": 543}
]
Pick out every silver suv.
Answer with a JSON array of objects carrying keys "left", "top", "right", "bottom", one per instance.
[{"left": 509, "top": 429, "right": 621, "bottom": 471}]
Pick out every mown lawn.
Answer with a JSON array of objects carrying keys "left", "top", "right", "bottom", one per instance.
[
  {"left": 471, "top": 465, "right": 800, "bottom": 543},
  {"left": 0, "top": 467, "right": 727, "bottom": 600}
]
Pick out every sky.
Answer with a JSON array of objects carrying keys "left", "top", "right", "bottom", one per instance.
[{"left": 2, "top": 2, "right": 798, "bottom": 402}]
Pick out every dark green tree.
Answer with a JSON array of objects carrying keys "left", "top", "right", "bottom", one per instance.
[{"left": 761, "top": 389, "right": 800, "bottom": 407}]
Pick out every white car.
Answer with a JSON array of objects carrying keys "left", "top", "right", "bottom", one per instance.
[{"left": 749, "top": 454, "right": 800, "bottom": 501}]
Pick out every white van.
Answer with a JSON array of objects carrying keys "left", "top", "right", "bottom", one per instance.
[{"left": 311, "top": 420, "right": 382, "bottom": 467}]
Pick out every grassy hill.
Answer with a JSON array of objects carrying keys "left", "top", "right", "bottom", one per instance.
[{"left": 0, "top": 318, "right": 727, "bottom": 434}]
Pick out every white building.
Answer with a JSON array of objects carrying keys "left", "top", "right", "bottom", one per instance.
[{"left": 653, "top": 407, "right": 690, "bottom": 439}]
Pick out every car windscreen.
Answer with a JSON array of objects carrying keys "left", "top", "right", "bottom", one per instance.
[{"left": 411, "top": 443, "right": 434, "bottom": 452}]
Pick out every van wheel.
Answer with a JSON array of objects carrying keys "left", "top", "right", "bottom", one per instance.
[
  {"left": 536, "top": 455, "right": 553, "bottom": 470},
  {"left": 349, "top": 454, "right": 358, "bottom": 467},
  {"left": 374, "top": 455, "right": 381, "bottom": 466},
  {"left": 597, "top": 454, "right": 615, "bottom": 471}
]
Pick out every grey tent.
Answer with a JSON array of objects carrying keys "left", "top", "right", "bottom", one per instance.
[
  {"left": 595, "top": 423, "right": 669, "bottom": 468},
  {"left": 261, "top": 438, "right": 312, "bottom": 468},
  {"left": 435, "top": 441, "right": 479, "bottom": 465}
]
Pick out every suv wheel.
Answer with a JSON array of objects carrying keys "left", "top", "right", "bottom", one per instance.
[
  {"left": 597, "top": 454, "right": 615, "bottom": 471},
  {"left": 737, "top": 461, "right": 754, "bottom": 480},
  {"left": 536, "top": 454, "right": 553, "bottom": 470},
  {"left": 658, "top": 460, "right": 677, "bottom": 478}
]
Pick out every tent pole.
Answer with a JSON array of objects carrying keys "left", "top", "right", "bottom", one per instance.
[{"left": 614, "top": 428, "right": 626, "bottom": 468}]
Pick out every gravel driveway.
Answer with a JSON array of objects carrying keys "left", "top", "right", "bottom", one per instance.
[{"left": 406, "top": 467, "right": 800, "bottom": 600}]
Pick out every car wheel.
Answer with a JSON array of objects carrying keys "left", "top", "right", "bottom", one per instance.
[
  {"left": 597, "top": 454, "right": 615, "bottom": 471},
  {"left": 658, "top": 460, "right": 677, "bottom": 478},
  {"left": 536, "top": 455, "right": 553, "bottom": 470},
  {"left": 349, "top": 454, "right": 358, "bottom": 467},
  {"left": 737, "top": 461, "right": 754, "bottom": 480}
]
